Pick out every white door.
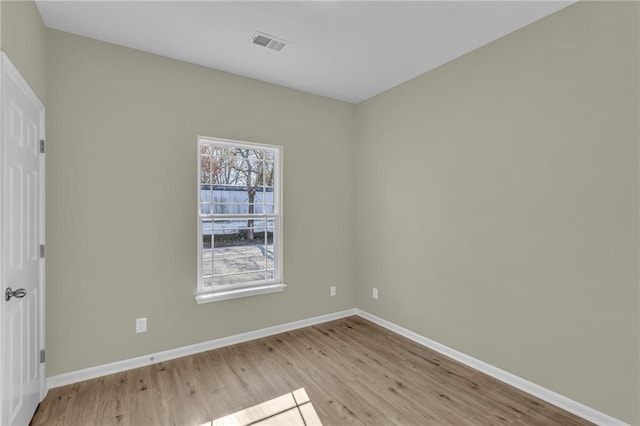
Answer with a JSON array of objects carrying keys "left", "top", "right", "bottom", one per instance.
[{"left": 0, "top": 53, "right": 46, "bottom": 426}]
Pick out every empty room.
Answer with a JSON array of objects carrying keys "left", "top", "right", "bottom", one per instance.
[{"left": 0, "top": 0, "right": 638, "bottom": 425}]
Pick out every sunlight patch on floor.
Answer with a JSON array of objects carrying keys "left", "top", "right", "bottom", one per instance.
[{"left": 200, "top": 388, "right": 322, "bottom": 426}]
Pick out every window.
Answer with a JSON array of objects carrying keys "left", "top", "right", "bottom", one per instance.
[{"left": 196, "top": 136, "right": 284, "bottom": 303}]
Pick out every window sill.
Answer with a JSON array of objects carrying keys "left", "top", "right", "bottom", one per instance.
[{"left": 195, "top": 283, "right": 287, "bottom": 304}]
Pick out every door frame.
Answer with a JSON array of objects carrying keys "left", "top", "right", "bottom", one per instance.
[{"left": 0, "top": 51, "right": 47, "bottom": 409}]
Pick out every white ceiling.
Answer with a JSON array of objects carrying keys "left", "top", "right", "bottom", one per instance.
[{"left": 35, "top": 1, "right": 574, "bottom": 104}]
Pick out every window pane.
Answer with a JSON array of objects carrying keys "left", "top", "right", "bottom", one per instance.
[
  {"left": 266, "top": 219, "right": 275, "bottom": 271},
  {"left": 260, "top": 204, "right": 275, "bottom": 215},
  {"left": 200, "top": 152, "right": 213, "bottom": 185},
  {"left": 200, "top": 186, "right": 212, "bottom": 202},
  {"left": 262, "top": 162, "right": 275, "bottom": 187}
]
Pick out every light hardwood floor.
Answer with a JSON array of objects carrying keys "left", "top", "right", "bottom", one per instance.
[{"left": 32, "top": 316, "right": 591, "bottom": 425}]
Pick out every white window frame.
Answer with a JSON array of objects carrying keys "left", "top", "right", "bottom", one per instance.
[{"left": 195, "top": 136, "right": 285, "bottom": 304}]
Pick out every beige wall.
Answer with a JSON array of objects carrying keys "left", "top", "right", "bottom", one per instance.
[
  {"left": 355, "top": 2, "right": 639, "bottom": 424},
  {"left": 0, "top": 0, "right": 46, "bottom": 102},
  {"left": 45, "top": 29, "right": 356, "bottom": 376}
]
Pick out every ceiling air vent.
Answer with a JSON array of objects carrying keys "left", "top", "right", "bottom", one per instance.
[{"left": 252, "top": 32, "right": 287, "bottom": 52}]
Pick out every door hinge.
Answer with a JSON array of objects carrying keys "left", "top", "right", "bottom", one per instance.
[
  {"left": 40, "top": 244, "right": 45, "bottom": 258},
  {"left": 40, "top": 139, "right": 45, "bottom": 154},
  {"left": 40, "top": 349, "right": 45, "bottom": 363}
]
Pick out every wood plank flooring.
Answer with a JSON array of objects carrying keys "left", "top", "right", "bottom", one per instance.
[{"left": 31, "top": 316, "right": 591, "bottom": 425}]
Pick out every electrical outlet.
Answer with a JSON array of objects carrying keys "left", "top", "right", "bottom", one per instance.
[
  {"left": 136, "top": 317, "right": 147, "bottom": 333},
  {"left": 330, "top": 286, "right": 336, "bottom": 297},
  {"left": 372, "top": 288, "right": 379, "bottom": 300}
]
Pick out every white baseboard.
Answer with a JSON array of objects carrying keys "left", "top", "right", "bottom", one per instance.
[
  {"left": 46, "top": 308, "right": 357, "bottom": 389},
  {"left": 46, "top": 306, "right": 627, "bottom": 426},
  {"left": 355, "top": 309, "right": 628, "bottom": 426}
]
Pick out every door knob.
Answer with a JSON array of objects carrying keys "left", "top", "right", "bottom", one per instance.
[{"left": 5, "top": 287, "right": 27, "bottom": 301}]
